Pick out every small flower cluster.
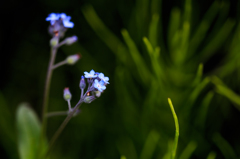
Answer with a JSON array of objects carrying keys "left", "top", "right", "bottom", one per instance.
[
  {"left": 84, "top": 70, "right": 109, "bottom": 92},
  {"left": 46, "top": 13, "right": 74, "bottom": 38},
  {"left": 63, "top": 70, "right": 109, "bottom": 113},
  {"left": 45, "top": 13, "right": 80, "bottom": 67}
]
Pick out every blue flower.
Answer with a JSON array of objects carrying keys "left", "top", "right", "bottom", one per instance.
[
  {"left": 46, "top": 13, "right": 59, "bottom": 25},
  {"left": 94, "top": 79, "right": 106, "bottom": 92},
  {"left": 84, "top": 70, "right": 98, "bottom": 78},
  {"left": 59, "top": 13, "right": 74, "bottom": 28},
  {"left": 98, "top": 73, "right": 109, "bottom": 84},
  {"left": 46, "top": 13, "right": 74, "bottom": 28}
]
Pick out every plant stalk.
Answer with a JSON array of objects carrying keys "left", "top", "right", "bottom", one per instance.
[
  {"left": 168, "top": 98, "right": 179, "bottom": 159},
  {"left": 46, "top": 111, "right": 68, "bottom": 118},
  {"left": 45, "top": 99, "right": 83, "bottom": 157},
  {"left": 41, "top": 46, "right": 58, "bottom": 140}
]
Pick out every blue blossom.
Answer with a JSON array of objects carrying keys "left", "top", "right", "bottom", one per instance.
[
  {"left": 94, "top": 79, "right": 106, "bottom": 92},
  {"left": 84, "top": 70, "right": 98, "bottom": 78},
  {"left": 98, "top": 73, "right": 109, "bottom": 84},
  {"left": 46, "top": 13, "right": 74, "bottom": 28},
  {"left": 46, "top": 13, "right": 59, "bottom": 25},
  {"left": 59, "top": 13, "right": 74, "bottom": 28}
]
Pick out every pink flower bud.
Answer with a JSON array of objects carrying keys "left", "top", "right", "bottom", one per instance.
[
  {"left": 63, "top": 87, "right": 72, "bottom": 101},
  {"left": 66, "top": 54, "right": 81, "bottom": 65}
]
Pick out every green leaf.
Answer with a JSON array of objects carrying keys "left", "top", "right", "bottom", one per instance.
[
  {"left": 207, "top": 152, "right": 216, "bottom": 159},
  {"left": 168, "top": 98, "right": 179, "bottom": 159},
  {"left": 195, "top": 91, "right": 214, "bottom": 129},
  {"left": 16, "top": 103, "right": 43, "bottom": 159},
  {"left": 0, "top": 92, "right": 17, "bottom": 159},
  {"left": 121, "top": 29, "right": 152, "bottom": 85},
  {"left": 212, "top": 133, "right": 237, "bottom": 159},
  {"left": 81, "top": 5, "right": 128, "bottom": 64},
  {"left": 179, "top": 141, "right": 197, "bottom": 159},
  {"left": 140, "top": 130, "right": 160, "bottom": 159},
  {"left": 120, "top": 156, "right": 127, "bottom": 159},
  {"left": 211, "top": 76, "right": 240, "bottom": 111},
  {"left": 148, "top": 14, "right": 159, "bottom": 48}
]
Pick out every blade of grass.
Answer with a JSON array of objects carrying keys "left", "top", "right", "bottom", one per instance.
[
  {"left": 195, "top": 91, "right": 214, "bottom": 129},
  {"left": 168, "top": 98, "right": 179, "bottom": 159},
  {"left": 121, "top": 156, "right": 127, "bottom": 159},
  {"left": 206, "top": 152, "right": 216, "bottom": 159},
  {"left": 191, "top": 63, "right": 203, "bottom": 87},
  {"left": 121, "top": 29, "right": 152, "bottom": 85},
  {"left": 178, "top": 21, "right": 190, "bottom": 64},
  {"left": 183, "top": 0, "right": 191, "bottom": 23},
  {"left": 140, "top": 130, "right": 160, "bottom": 159},
  {"left": 179, "top": 141, "right": 197, "bottom": 159},
  {"left": 81, "top": 5, "right": 128, "bottom": 64},
  {"left": 116, "top": 136, "right": 138, "bottom": 159},
  {"left": 189, "top": 1, "right": 220, "bottom": 56},
  {"left": 180, "top": 0, "right": 191, "bottom": 63},
  {"left": 212, "top": 133, "right": 237, "bottom": 159},
  {"left": 143, "top": 37, "right": 162, "bottom": 81},
  {"left": 211, "top": 76, "right": 240, "bottom": 111},
  {"left": 213, "top": 1, "right": 229, "bottom": 28},
  {"left": 135, "top": 0, "right": 149, "bottom": 39},
  {"left": 168, "top": 8, "right": 181, "bottom": 47},
  {"left": 162, "top": 141, "right": 173, "bottom": 159},
  {"left": 185, "top": 77, "right": 210, "bottom": 112},
  {"left": 200, "top": 19, "right": 235, "bottom": 61},
  {"left": 148, "top": 14, "right": 159, "bottom": 48}
]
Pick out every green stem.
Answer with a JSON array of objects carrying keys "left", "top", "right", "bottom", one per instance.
[
  {"left": 52, "top": 60, "right": 67, "bottom": 70},
  {"left": 67, "top": 100, "right": 72, "bottom": 111},
  {"left": 45, "top": 99, "right": 83, "bottom": 157},
  {"left": 46, "top": 111, "right": 68, "bottom": 118},
  {"left": 168, "top": 98, "right": 179, "bottom": 159},
  {"left": 40, "top": 46, "right": 58, "bottom": 145}
]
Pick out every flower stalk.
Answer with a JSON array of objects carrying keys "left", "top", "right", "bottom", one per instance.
[{"left": 41, "top": 46, "right": 58, "bottom": 139}]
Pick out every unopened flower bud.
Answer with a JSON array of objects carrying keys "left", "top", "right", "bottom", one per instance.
[
  {"left": 94, "top": 91, "right": 101, "bottom": 97},
  {"left": 50, "top": 37, "right": 59, "bottom": 47},
  {"left": 79, "top": 76, "right": 86, "bottom": 89},
  {"left": 63, "top": 87, "right": 72, "bottom": 101},
  {"left": 84, "top": 96, "right": 96, "bottom": 104},
  {"left": 66, "top": 54, "right": 81, "bottom": 65},
  {"left": 65, "top": 35, "right": 78, "bottom": 45}
]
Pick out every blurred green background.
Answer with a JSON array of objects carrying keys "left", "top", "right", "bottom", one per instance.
[{"left": 1, "top": 0, "right": 240, "bottom": 158}]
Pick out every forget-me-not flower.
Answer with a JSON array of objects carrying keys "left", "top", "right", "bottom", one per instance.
[
  {"left": 46, "top": 13, "right": 74, "bottom": 28},
  {"left": 98, "top": 73, "right": 109, "bottom": 84},
  {"left": 46, "top": 13, "right": 60, "bottom": 25},
  {"left": 84, "top": 70, "right": 98, "bottom": 78},
  {"left": 59, "top": 13, "right": 74, "bottom": 28},
  {"left": 94, "top": 79, "right": 106, "bottom": 92}
]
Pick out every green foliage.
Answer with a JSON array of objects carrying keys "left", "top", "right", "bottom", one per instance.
[
  {"left": 140, "top": 130, "right": 160, "bottom": 159},
  {"left": 82, "top": 0, "right": 240, "bottom": 158},
  {"left": 16, "top": 103, "right": 47, "bottom": 159},
  {"left": 0, "top": 92, "right": 17, "bottom": 159},
  {"left": 168, "top": 99, "right": 179, "bottom": 159}
]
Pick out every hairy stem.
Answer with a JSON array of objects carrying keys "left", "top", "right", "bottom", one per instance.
[
  {"left": 67, "top": 100, "right": 72, "bottom": 111},
  {"left": 45, "top": 87, "right": 93, "bottom": 157},
  {"left": 46, "top": 99, "right": 83, "bottom": 157},
  {"left": 41, "top": 46, "right": 58, "bottom": 141},
  {"left": 52, "top": 60, "right": 67, "bottom": 70},
  {"left": 46, "top": 111, "right": 68, "bottom": 118}
]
